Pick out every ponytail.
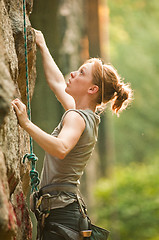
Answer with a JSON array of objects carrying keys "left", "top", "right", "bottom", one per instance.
[
  {"left": 112, "top": 83, "right": 132, "bottom": 116},
  {"left": 85, "top": 58, "right": 133, "bottom": 116}
]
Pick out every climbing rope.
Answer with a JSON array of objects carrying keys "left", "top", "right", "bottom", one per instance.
[{"left": 22, "top": 0, "right": 40, "bottom": 192}]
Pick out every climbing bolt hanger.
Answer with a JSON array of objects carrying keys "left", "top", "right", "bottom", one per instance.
[{"left": 22, "top": 0, "right": 40, "bottom": 192}]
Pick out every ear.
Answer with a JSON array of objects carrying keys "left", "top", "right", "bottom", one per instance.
[{"left": 88, "top": 85, "right": 99, "bottom": 95}]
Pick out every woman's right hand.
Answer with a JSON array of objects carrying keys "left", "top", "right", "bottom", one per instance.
[{"left": 33, "top": 29, "right": 46, "bottom": 49}]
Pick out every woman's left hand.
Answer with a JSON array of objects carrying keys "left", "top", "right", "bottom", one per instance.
[{"left": 11, "top": 98, "right": 30, "bottom": 129}]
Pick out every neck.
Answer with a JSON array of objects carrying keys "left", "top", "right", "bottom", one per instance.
[{"left": 74, "top": 97, "right": 96, "bottom": 112}]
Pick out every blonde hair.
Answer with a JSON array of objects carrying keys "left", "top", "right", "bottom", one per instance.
[{"left": 86, "top": 58, "right": 133, "bottom": 116}]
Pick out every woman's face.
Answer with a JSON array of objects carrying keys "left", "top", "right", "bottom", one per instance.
[{"left": 65, "top": 62, "right": 94, "bottom": 99}]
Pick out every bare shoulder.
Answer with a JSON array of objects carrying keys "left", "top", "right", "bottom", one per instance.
[{"left": 63, "top": 110, "right": 86, "bottom": 129}]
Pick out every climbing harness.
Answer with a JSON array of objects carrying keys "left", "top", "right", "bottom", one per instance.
[
  {"left": 22, "top": 0, "right": 40, "bottom": 193},
  {"left": 34, "top": 182, "right": 93, "bottom": 239},
  {"left": 33, "top": 182, "right": 110, "bottom": 239}
]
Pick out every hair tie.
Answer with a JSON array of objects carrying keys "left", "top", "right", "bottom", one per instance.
[{"left": 96, "top": 63, "right": 107, "bottom": 115}]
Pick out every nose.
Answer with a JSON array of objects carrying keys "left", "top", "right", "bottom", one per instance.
[{"left": 70, "top": 71, "right": 75, "bottom": 78}]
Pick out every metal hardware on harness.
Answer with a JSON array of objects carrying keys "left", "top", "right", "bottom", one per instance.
[
  {"left": 35, "top": 193, "right": 52, "bottom": 239},
  {"left": 41, "top": 213, "right": 46, "bottom": 228},
  {"left": 36, "top": 193, "right": 51, "bottom": 216},
  {"left": 36, "top": 196, "right": 43, "bottom": 209}
]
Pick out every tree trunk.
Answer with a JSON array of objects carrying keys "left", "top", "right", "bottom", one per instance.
[
  {"left": 0, "top": 0, "right": 36, "bottom": 239},
  {"left": 85, "top": 0, "right": 113, "bottom": 180}
]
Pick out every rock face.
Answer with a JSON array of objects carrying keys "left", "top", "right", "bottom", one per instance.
[{"left": 0, "top": 0, "right": 36, "bottom": 239}]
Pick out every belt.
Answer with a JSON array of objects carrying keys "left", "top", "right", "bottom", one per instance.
[
  {"left": 39, "top": 182, "right": 78, "bottom": 197},
  {"left": 38, "top": 182, "right": 80, "bottom": 212}
]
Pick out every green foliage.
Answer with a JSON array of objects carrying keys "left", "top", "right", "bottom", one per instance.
[
  {"left": 108, "top": 0, "right": 159, "bottom": 164},
  {"left": 94, "top": 161, "right": 159, "bottom": 240}
]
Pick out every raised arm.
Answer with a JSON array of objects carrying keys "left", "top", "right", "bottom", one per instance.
[{"left": 34, "top": 29, "right": 75, "bottom": 111}]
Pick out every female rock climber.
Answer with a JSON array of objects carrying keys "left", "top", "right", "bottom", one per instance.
[{"left": 11, "top": 29, "right": 133, "bottom": 240}]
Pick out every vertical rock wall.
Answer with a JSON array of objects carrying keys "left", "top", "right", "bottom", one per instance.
[{"left": 0, "top": 0, "right": 36, "bottom": 239}]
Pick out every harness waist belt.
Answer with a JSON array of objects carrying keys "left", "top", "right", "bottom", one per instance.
[
  {"left": 38, "top": 183, "right": 79, "bottom": 212},
  {"left": 39, "top": 182, "right": 78, "bottom": 196}
]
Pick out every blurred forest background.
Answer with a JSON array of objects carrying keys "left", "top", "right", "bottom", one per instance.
[{"left": 30, "top": 0, "right": 159, "bottom": 239}]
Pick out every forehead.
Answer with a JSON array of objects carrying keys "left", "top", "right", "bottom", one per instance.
[{"left": 80, "top": 62, "right": 94, "bottom": 74}]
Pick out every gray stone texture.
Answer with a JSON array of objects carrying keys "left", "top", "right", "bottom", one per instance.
[{"left": 0, "top": 0, "right": 36, "bottom": 239}]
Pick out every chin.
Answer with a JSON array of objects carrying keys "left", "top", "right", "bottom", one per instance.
[
  {"left": 65, "top": 86, "right": 68, "bottom": 93},
  {"left": 65, "top": 87, "right": 71, "bottom": 96}
]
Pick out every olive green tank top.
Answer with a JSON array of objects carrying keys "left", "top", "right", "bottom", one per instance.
[{"left": 40, "top": 109, "right": 100, "bottom": 209}]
